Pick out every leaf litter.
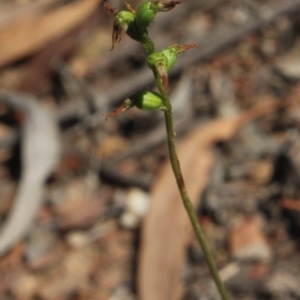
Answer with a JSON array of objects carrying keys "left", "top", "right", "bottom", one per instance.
[{"left": 0, "top": 1, "right": 300, "bottom": 300}]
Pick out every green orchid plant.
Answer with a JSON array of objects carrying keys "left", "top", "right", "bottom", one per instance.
[{"left": 105, "top": 1, "right": 230, "bottom": 299}]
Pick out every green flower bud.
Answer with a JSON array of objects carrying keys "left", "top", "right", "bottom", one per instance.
[
  {"left": 135, "top": 1, "right": 156, "bottom": 29},
  {"left": 135, "top": 1, "right": 181, "bottom": 30},
  {"left": 161, "top": 44, "right": 198, "bottom": 71},
  {"left": 129, "top": 89, "right": 165, "bottom": 111},
  {"left": 106, "top": 90, "right": 166, "bottom": 119},
  {"left": 146, "top": 52, "right": 167, "bottom": 70},
  {"left": 115, "top": 11, "right": 135, "bottom": 32},
  {"left": 146, "top": 51, "right": 169, "bottom": 88},
  {"left": 110, "top": 10, "right": 135, "bottom": 50},
  {"left": 146, "top": 44, "right": 197, "bottom": 88},
  {"left": 104, "top": 2, "right": 154, "bottom": 53}
]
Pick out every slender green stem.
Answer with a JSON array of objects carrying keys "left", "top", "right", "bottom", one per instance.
[{"left": 154, "top": 73, "right": 231, "bottom": 300}]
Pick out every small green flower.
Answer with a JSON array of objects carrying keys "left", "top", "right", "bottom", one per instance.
[
  {"left": 146, "top": 51, "right": 169, "bottom": 88},
  {"left": 112, "top": 11, "right": 135, "bottom": 50},
  {"left": 129, "top": 89, "right": 166, "bottom": 111},
  {"left": 106, "top": 90, "right": 166, "bottom": 119},
  {"left": 104, "top": 3, "right": 135, "bottom": 50},
  {"left": 105, "top": 1, "right": 182, "bottom": 53},
  {"left": 114, "top": 11, "right": 135, "bottom": 33},
  {"left": 104, "top": 2, "right": 154, "bottom": 53},
  {"left": 146, "top": 44, "right": 197, "bottom": 88}
]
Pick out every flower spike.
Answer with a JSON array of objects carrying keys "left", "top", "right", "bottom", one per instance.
[{"left": 104, "top": 3, "right": 230, "bottom": 299}]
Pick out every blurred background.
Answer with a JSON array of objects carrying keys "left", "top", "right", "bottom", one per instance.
[{"left": 0, "top": 0, "right": 300, "bottom": 299}]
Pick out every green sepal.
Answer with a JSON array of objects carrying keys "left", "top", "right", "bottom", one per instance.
[
  {"left": 115, "top": 10, "right": 135, "bottom": 32},
  {"left": 135, "top": 1, "right": 181, "bottom": 31},
  {"left": 106, "top": 90, "right": 165, "bottom": 119},
  {"left": 129, "top": 89, "right": 166, "bottom": 111},
  {"left": 109, "top": 10, "right": 135, "bottom": 50},
  {"left": 146, "top": 44, "right": 198, "bottom": 88},
  {"left": 146, "top": 52, "right": 169, "bottom": 88},
  {"left": 162, "top": 44, "right": 198, "bottom": 70},
  {"left": 160, "top": 45, "right": 178, "bottom": 71},
  {"left": 107, "top": 6, "right": 155, "bottom": 53},
  {"left": 146, "top": 52, "right": 167, "bottom": 70},
  {"left": 135, "top": 2, "right": 156, "bottom": 30}
]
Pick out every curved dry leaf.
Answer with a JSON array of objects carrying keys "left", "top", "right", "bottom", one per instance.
[
  {"left": 0, "top": 0, "right": 60, "bottom": 25},
  {"left": 0, "top": 93, "right": 60, "bottom": 255},
  {"left": 0, "top": 0, "right": 100, "bottom": 68},
  {"left": 138, "top": 98, "right": 299, "bottom": 300}
]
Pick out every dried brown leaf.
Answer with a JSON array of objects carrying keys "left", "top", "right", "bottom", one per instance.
[
  {"left": 229, "top": 215, "right": 271, "bottom": 261},
  {"left": 0, "top": 0, "right": 100, "bottom": 68},
  {"left": 0, "top": 0, "right": 60, "bottom": 25}
]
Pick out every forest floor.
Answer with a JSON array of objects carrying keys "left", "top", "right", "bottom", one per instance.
[{"left": 1, "top": 0, "right": 300, "bottom": 299}]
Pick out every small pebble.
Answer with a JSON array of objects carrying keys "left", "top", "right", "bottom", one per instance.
[
  {"left": 66, "top": 231, "right": 90, "bottom": 248},
  {"left": 119, "top": 188, "right": 149, "bottom": 229}
]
